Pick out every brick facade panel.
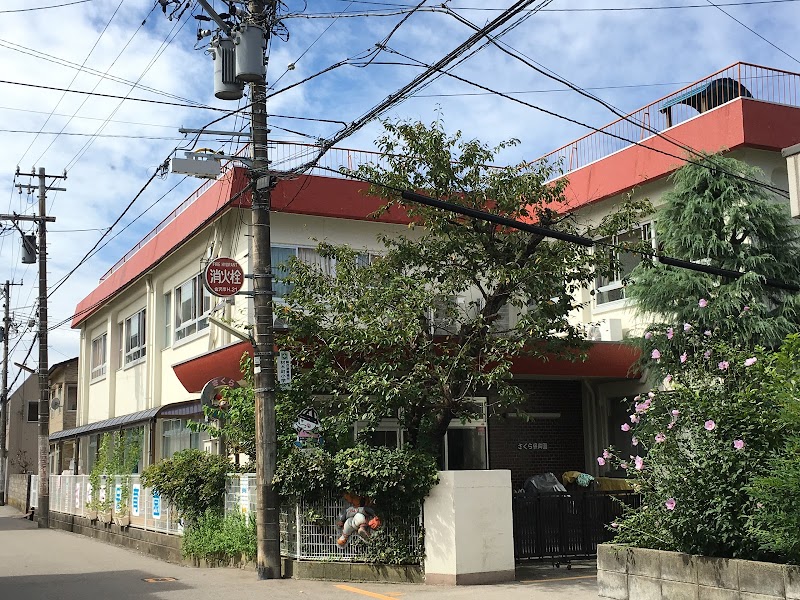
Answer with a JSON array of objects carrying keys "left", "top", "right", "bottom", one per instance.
[{"left": 489, "top": 380, "right": 585, "bottom": 489}]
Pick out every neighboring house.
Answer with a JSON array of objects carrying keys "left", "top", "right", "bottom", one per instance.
[
  {"left": 47, "top": 357, "right": 79, "bottom": 474},
  {"left": 3, "top": 374, "right": 39, "bottom": 480},
  {"left": 62, "top": 61, "right": 800, "bottom": 488}
]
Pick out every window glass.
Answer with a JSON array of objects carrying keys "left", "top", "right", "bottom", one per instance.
[
  {"left": 163, "top": 292, "right": 171, "bottom": 347},
  {"left": 27, "top": 401, "right": 38, "bottom": 422},
  {"left": 271, "top": 246, "right": 297, "bottom": 299},
  {"left": 595, "top": 225, "right": 653, "bottom": 305},
  {"left": 124, "top": 309, "right": 146, "bottom": 365},
  {"left": 174, "top": 275, "right": 212, "bottom": 341},
  {"left": 66, "top": 386, "right": 78, "bottom": 411},
  {"left": 90, "top": 333, "right": 107, "bottom": 379}
]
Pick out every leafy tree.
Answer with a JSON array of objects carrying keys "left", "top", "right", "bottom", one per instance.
[
  {"left": 277, "top": 118, "right": 650, "bottom": 452},
  {"left": 626, "top": 153, "right": 800, "bottom": 349},
  {"left": 189, "top": 354, "right": 256, "bottom": 464}
]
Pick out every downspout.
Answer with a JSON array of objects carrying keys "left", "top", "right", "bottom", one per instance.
[{"left": 582, "top": 380, "right": 600, "bottom": 477}]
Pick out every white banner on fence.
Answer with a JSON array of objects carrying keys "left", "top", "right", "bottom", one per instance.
[
  {"left": 114, "top": 484, "right": 122, "bottom": 513},
  {"left": 239, "top": 477, "right": 249, "bottom": 515},
  {"left": 75, "top": 482, "right": 81, "bottom": 509},
  {"left": 132, "top": 484, "right": 141, "bottom": 517},
  {"left": 152, "top": 491, "right": 161, "bottom": 520}
]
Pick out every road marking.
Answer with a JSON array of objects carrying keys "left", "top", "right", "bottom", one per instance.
[
  {"left": 143, "top": 577, "right": 178, "bottom": 583},
  {"left": 334, "top": 584, "right": 402, "bottom": 599},
  {"left": 518, "top": 574, "right": 597, "bottom": 584}
]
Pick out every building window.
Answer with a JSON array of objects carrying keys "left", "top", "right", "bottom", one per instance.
[
  {"left": 272, "top": 246, "right": 334, "bottom": 300},
  {"left": 163, "top": 291, "right": 172, "bottom": 347},
  {"left": 90, "top": 333, "right": 107, "bottom": 379},
  {"left": 124, "top": 309, "right": 146, "bottom": 365},
  {"left": 27, "top": 401, "right": 38, "bottom": 422},
  {"left": 595, "top": 224, "right": 653, "bottom": 305},
  {"left": 174, "top": 275, "right": 212, "bottom": 342},
  {"left": 66, "top": 385, "right": 78, "bottom": 411},
  {"left": 161, "top": 418, "right": 203, "bottom": 458}
]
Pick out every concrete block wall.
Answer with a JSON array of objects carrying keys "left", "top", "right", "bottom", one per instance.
[
  {"left": 7, "top": 473, "right": 31, "bottom": 512},
  {"left": 598, "top": 544, "right": 800, "bottom": 600}
]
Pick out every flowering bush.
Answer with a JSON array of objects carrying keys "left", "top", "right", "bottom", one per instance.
[{"left": 604, "top": 307, "right": 791, "bottom": 559}]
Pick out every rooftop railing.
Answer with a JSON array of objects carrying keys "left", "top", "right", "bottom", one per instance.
[
  {"left": 98, "top": 142, "right": 386, "bottom": 282},
  {"left": 533, "top": 62, "right": 800, "bottom": 175}
]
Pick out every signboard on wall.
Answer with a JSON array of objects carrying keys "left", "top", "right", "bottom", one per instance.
[{"left": 152, "top": 491, "right": 161, "bottom": 520}]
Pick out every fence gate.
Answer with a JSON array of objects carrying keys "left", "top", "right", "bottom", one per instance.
[{"left": 512, "top": 491, "right": 641, "bottom": 562}]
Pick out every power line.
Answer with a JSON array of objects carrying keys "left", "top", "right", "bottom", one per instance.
[
  {"left": 0, "top": 129, "right": 185, "bottom": 140},
  {"left": 703, "top": 0, "right": 800, "bottom": 65},
  {"left": 0, "top": 0, "right": 92, "bottom": 14},
  {"left": 328, "top": 0, "right": 800, "bottom": 10}
]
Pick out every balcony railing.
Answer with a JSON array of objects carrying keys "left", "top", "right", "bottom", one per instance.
[{"left": 534, "top": 62, "right": 800, "bottom": 176}]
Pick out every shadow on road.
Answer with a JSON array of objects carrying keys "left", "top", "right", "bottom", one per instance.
[
  {"left": 0, "top": 515, "right": 39, "bottom": 532},
  {"left": 0, "top": 570, "right": 191, "bottom": 599}
]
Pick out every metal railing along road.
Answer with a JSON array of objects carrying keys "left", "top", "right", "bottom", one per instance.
[
  {"left": 225, "top": 473, "right": 423, "bottom": 563},
  {"left": 535, "top": 62, "right": 800, "bottom": 176}
]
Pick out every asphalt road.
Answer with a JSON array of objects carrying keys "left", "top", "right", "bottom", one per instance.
[{"left": 0, "top": 505, "right": 601, "bottom": 600}]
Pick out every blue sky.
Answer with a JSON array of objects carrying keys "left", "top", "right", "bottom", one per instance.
[{"left": 1, "top": 0, "right": 799, "bottom": 387}]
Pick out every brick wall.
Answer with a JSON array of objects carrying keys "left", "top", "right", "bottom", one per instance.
[
  {"left": 488, "top": 380, "right": 585, "bottom": 489},
  {"left": 7, "top": 473, "right": 31, "bottom": 512}
]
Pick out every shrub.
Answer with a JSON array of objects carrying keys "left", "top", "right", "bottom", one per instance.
[
  {"left": 140, "top": 449, "right": 230, "bottom": 523},
  {"left": 272, "top": 446, "right": 335, "bottom": 503},
  {"left": 181, "top": 510, "right": 256, "bottom": 561},
  {"left": 605, "top": 312, "right": 788, "bottom": 559}
]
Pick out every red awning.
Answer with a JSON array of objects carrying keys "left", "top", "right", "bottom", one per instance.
[
  {"left": 172, "top": 341, "right": 253, "bottom": 393},
  {"left": 172, "top": 339, "right": 638, "bottom": 394}
]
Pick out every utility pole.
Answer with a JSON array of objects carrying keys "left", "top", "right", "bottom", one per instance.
[
  {"left": 0, "top": 280, "right": 19, "bottom": 506},
  {"left": 13, "top": 167, "right": 65, "bottom": 528},
  {"left": 247, "top": 0, "right": 281, "bottom": 580}
]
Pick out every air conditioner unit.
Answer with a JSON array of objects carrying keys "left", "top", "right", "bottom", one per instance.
[{"left": 598, "top": 318, "right": 623, "bottom": 341}]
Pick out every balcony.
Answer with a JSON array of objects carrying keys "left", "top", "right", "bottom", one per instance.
[{"left": 534, "top": 62, "right": 800, "bottom": 176}]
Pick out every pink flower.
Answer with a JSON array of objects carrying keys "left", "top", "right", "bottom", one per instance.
[
  {"left": 704, "top": 330, "right": 712, "bottom": 337},
  {"left": 665, "top": 374, "right": 673, "bottom": 384},
  {"left": 651, "top": 349, "right": 661, "bottom": 360},
  {"left": 621, "top": 423, "right": 631, "bottom": 432},
  {"left": 655, "top": 433, "right": 666, "bottom": 443},
  {"left": 648, "top": 392, "right": 656, "bottom": 399},
  {"left": 671, "top": 409, "right": 680, "bottom": 417},
  {"left": 733, "top": 439, "right": 745, "bottom": 450},
  {"left": 603, "top": 449, "right": 610, "bottom": 459},
  {"left": 635, "top": 456, "right": 644, "bottom": 470},
  {"left": 633, "top": 395, "right": 641, "bottom": 402},
  {"left": 743, "top": 305, "right": 750, "bottom": 312},
  {"left": 683, "top": 323, "right": 692, "bottom": 332},
  {"left": 704, "top": 350, "right": 712, "bottom": 359},
  {"left": 631, "top": 436, "right": 639, "bottom": 446},
  {"left": 718, "top": 361, "right": 730, "bottom": 371},
  {"left": 704, "top": 420, "right": 716, "bottom": 431},
  {"left": 667, "top": 327, "right": 674, "bottom": 340},
  {"left": 744, "top": 357, "right": 757, "bottom": 367},
  {"left": 611, "top": 522, "right": 619, "bottom": 529},
  {"left": 644, "top": 331, "right": 653, "bottom": 340},
  {"left": 667, "top": 422, "right": 675, "bottom": 429},
  {"left": 665, "top": 498, "right": 676, "bottom": 510},
  {"left": 620, "top": 462, "right": 628, "bottom": 470},
  {"left": 680, "top": 352, "right": 688, "bottom": 363},
  {"left": 699, "top": 298, "right": 708, "bottom": 308},
  {"left": 630, "top": 414, "right": 640, "bottom": 423},
  {"left": 597, "top": 457, "right": 606, "bottom": 466}
]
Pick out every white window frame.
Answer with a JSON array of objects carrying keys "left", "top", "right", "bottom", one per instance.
[
  {"left": 595, "top": 222, "right": 655, "bottom": 307},
  {"left": 66, "top": 385, "right": 78, "bottom": 412},
  {"left": 90, "top": 333, "right": 107, "bottom": 380},
  {"left": 124, "top": 309, "right": 146, "bottom": 366},
  {"left": 272, "top": 245, "right": 335, "bottom": 302},
  {"left": 174, "top": 274, "right": 212, "bottom": 343},
  {"left": 431, "top": 296, "right": 466, "bottom": 335},
  {"left": 163, "top": 291, "right": 172, "bottom": 348}
]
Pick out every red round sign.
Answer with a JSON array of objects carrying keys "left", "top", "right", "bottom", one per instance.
[{"left": 204, "top": 257, "right": 245, "bottom": 297}]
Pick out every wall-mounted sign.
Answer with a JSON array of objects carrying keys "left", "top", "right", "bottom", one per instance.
[
  {"left": 152, "top": 491, "right": 161, "bottom": 520},
  {"left": 200, "top": 376, "right": 239, "bottom": 410},
  {"left": 518, "top": 442, "right": 549, "bottom": 451},
  {"left": 203, "top": 257, "right": 245, "bottom": 297},
  {"left": 132, "top": 484, "right": 141, "bottom": 517},
  {"left": 277, "top": 351, "right": 292, "bottom": 388},
  {"left": 293, "top": 406, "right": 322, "bottom": 448}
]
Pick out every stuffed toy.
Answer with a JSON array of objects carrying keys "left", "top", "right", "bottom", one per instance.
[{"left": 336, "top": 493, "right": 381, "bottom": 547}]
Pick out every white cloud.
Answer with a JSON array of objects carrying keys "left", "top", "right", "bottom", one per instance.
[{"left": 1, "top": 0, "right": 799, "bottom": 388}]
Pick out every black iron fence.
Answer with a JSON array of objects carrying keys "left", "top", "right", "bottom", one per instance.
[{"left": 512, "top": 491, "right": 641, "bottom": 562}]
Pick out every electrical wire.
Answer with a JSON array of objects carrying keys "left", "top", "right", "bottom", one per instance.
[
  {"left": 0, "top": 0, "right": 92, "bottom": 14},
  {"left": 16, "top": 0, "right": 127, "bottom": 167},
  {"left": 703, "top": 0, "right": 800, "bottom": 65},
  {"left": 327, "top": 0, "right": 800, "bottom": 10},
  {"left": 0, "top": 129, "right": 186, "bottom": 140},
  {"left": 0, "top": 104, "right": 178, "bottom": 130}
]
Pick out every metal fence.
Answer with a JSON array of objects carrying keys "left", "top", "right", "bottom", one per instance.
[
  {"left": 535, "top": 62, "right": 800, "bottom": 175},
  {"left": 47, "top": 474, "right": 183, "bottom": 535},
  {"left": 512, "top": 491, "right": 641, "bottom": 562},
  {"left": 225, "top": 473, "right": 423, "bottom": 563}
]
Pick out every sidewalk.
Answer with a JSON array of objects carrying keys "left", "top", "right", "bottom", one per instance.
[{"left": 0, "top": 505, "right": 600, "bottom": 600}]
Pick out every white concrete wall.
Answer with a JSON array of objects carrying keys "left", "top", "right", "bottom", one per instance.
[{"left": 424, "top": 470, "right": 515, "bottom": 585}]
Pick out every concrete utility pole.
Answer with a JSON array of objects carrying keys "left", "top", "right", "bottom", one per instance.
[
  {"left": 247, "top": 0, "right": 281, "bottom": 580},
  {"left": 1, "top": 281, "right": 10, "bottom": 505},
  {"left": 14, "top": 168, "right": 65, "bottom": 528}
]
